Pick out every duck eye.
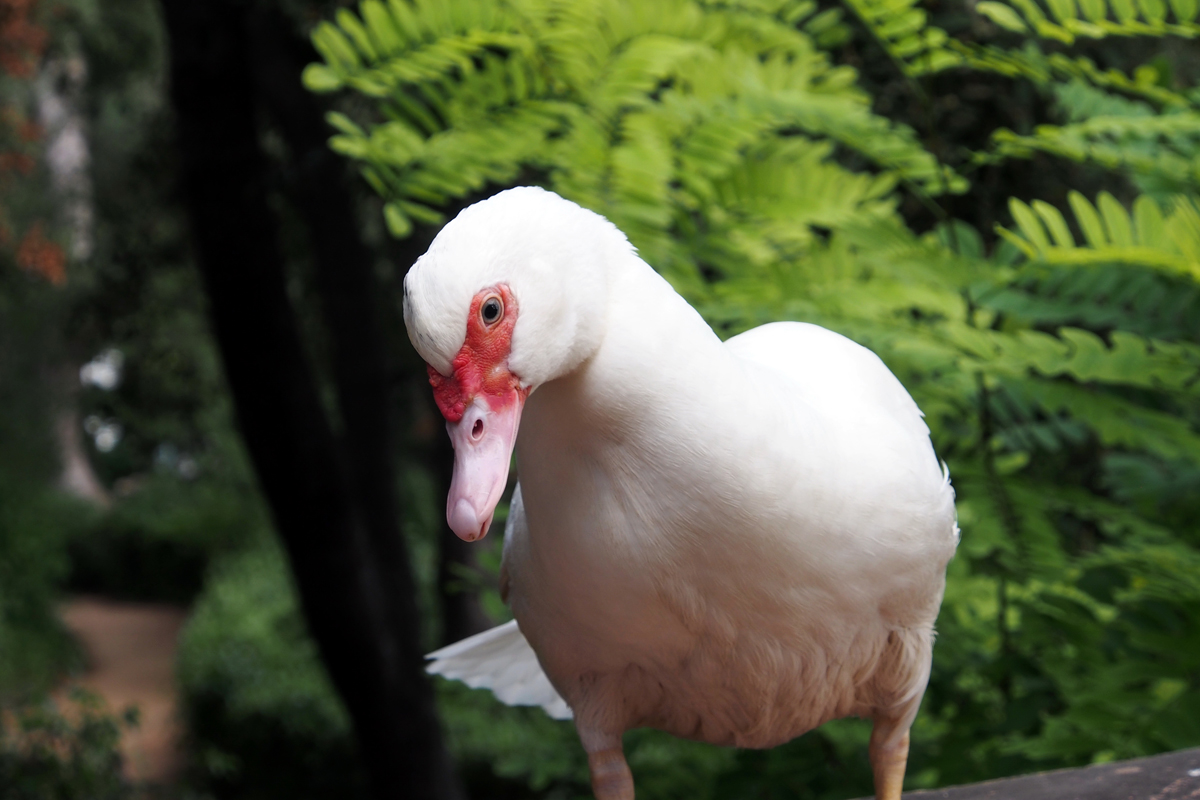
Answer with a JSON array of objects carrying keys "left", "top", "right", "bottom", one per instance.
[{"left": 480, "top": 296, "right": 503, "bottom": 325}]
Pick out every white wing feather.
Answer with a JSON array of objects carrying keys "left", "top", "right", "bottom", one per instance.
[{"left": 426, "top": 619, "right": 573, "bottom": 720}]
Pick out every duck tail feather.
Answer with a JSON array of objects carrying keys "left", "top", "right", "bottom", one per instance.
[{"left": 425, "top": 619, "right": 573, "bottom": 720}]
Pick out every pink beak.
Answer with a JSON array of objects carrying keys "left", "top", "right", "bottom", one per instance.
[{"left": 445, "top": 392, "right": 525, "bottom": 541}]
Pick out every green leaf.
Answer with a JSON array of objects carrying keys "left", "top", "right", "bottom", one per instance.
[
  {"left": 1045, "top": 0, "right": 1079, "bottom": 22},
  {"left": 337, "top": 8, "right": 379, "bottom": 62},
  {"left": 329, "top": 135, "right": 370, "bottom": 159},
  {"left": 977, "top": 1, "right": 1032, "bottom": 30},
  {"left": 1110, "top": 0, "right": 1138, "bottom": 22},
  {"left": 878, "top": 8, "right": 927, "bottom": 38},
  {"left": 361, "top": 0, "right": 404, "bottom": 56},
  {"left": 383, "top": 202, "right": 412, "bottom": 238},
  {"left": 302, "top": 64, "right": 344, "bottom": 93},
  {"left": 783, "top": 0, "right": 819, "bottom": 24},
  {"left": 1069, "top": 191, "right": 1108, "bottom": 248},
  {"left": 1098, "top": 192, "right": 1134, "bottom": 246},
  {"left": 396, "top": 199, "right": 444, "bottom": 225},
  {"left": 387, "top": 0, "right": 424, "bottom": 42},
  {"left": 324, "top": 111, "right": 364, "bottom": 137},
  {"left": 1133, "top": 195, "right": 1166, "bottom": 247},
  {"left": 1033, "top": 200, "right": 1075, "bottom": 247},
  {"left": 360, "top": 167, "right": 387, "bottom": 196},
  {"left": 1011, "top": 198, "right": 1052, "bottom": 250},
  {"left": 1077, "top": 0, "right": 1110, "bottom": 19},
  {"left": 1137, "top": 0, "right": 1169, "bottom": 22},
  {"left": 313, "top": 22, "right": 361, "bottom": 71},
  {"left": 1169, "top": 0, "right": 1199, "bottom": 21}
]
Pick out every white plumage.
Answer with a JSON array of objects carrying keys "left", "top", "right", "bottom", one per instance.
[
  {"left": 407, "top": 187, "right": 959, "bottom": 799},
  {"left": 425, "top": 619, "right": 573, "bottom": 721}
]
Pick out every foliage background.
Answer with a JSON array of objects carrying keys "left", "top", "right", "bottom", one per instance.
[{"left": 0, "top": 0, "right": 1198, "bottom": 798}]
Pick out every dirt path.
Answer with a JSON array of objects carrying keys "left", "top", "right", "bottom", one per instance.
[{"left": 59, "top": 597, "right": 188, "bottom": 785}]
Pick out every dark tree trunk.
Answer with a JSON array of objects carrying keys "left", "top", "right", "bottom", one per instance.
[
  {"left": 158, "top": 2, "right": 462, "bottom": 798},
  {"left": 241, "top": 3, "right": 491, "bottom": 648}
]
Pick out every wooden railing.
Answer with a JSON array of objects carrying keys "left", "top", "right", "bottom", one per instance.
[{"left": 861, "top": 748, "right": 1200, "bottom": 799}]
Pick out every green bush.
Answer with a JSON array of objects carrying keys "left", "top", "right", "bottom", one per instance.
[
  {"left": 0, "top": 689, "right": 134, "bottom": 800},
  {"left": 67, "top": 476, "right": 269, "bottom": 605},
  {"left": 0, "top": 247, "right": 89, "bottom": 698},
  {"left": 0, "top": 489, "right": 92, "bottom": 699},
  {"left": 176, "top": 546, "right": 369, "bottom": 800}
]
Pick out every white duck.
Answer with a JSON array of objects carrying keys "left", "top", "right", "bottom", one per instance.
[{"left": 405, "top": 187, "right": 958, "bottom": 800}]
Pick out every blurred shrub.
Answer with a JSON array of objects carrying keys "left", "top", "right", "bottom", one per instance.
[
  {"left": 67, "top": 476, "right": 268, "bottom": 605},
  {"left": 0, "top": 489, "right": 92, "bottom": 699},
  {"left": 0, "top": 214, "right": 89, "bottom": 697},
  {"left": 0, "top": 688, "right": 133, "bottom": 800},
  {"left": 437, "top": 679, "right": 590, "bottom": 798},
  {"left": 176, "top": 546, "right": 369, "bottom": 800}
]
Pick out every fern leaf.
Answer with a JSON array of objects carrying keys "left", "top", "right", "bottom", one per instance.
[
  {"left": 1069, "top": 191, "right": 1109, "bottom": 247},
  {"left": 1028, "top": 381, "right": 1200, "bottom": 462},
  {"left": 843, "top": 0, "right": 965, "bottom": 76},
  {"left": 975, "top": 0, "right": 1200, "bottom": 39},
  {"left": 1000, "top": 192, "right": 1200, "bottom": 282}
]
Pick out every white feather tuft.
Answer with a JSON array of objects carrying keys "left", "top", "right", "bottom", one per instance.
[{"left": 426, "top": 620, "right": 574, "bottom": 721}]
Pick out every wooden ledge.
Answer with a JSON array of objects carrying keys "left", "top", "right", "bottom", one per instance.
[{"left": 876, "top": 748, "right": 1200, "bottom": 799}]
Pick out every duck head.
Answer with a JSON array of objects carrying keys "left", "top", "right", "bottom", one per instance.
[{"left": 403, "top": 187, "right": 628, "bottom": 541}]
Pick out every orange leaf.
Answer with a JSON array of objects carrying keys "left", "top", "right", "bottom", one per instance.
[{"left": 16, "top": 221, "right": 66, "bottom": 285}]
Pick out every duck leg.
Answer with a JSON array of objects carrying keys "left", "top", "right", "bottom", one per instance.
[
  {"left": 869, "top": 715, "right": 911, "bottom": 800},
  {"left": 579, "top": 728, "right": 634, "bottom": 800}
]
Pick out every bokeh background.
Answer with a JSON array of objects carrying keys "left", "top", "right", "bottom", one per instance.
[{"left": 2, "top": 0, "right": 1199, "bottom": 798}]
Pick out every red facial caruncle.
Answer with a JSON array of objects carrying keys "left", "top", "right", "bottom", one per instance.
[
  {"left": 428, "top": 284, "right": 527, "bottom": 423},
  {"left": 427, "top": 284, "right": 529, "bottom": 543}
]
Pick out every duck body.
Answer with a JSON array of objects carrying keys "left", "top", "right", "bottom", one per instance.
[
  {"left": 407, "top": 187, "right": 958, "bottom": 798},
  {"left": 507, "top": 255, "right": 956, "bottom": 748}
]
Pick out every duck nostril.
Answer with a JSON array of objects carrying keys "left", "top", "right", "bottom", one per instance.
[{"left": 472, "top": 418, "right": 484, "bottom": 439}]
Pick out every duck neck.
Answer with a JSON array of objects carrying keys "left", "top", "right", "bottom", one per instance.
[{"left": 524, "top": 253, "right": 732, "bottom": 459}]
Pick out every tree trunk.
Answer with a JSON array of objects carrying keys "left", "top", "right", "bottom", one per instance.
[
  {"left": 158, "top": 2, "right": 461, "bottom": 798},
  {"left": 37, "top": 45, "right": 107, "bottom": 506},
  {"left": 55, "top": 403, "right": 110, "bottom": 507},
  {"left": 35, "top": 48, "right": 93, "bottom": 261},
  {"left": 244, "top": 4, "right": 491, "bottom": 648}
]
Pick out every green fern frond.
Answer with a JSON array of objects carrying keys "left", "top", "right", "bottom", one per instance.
[
  {"left": 843, "top": 0, "right": 1197, "bottom": 114},
  {"left": 961, "top": 325, "right": 1200, "bottom": 396},
  {"left": 303, "top": 0, "right": 530, "bottom": 95},
  {"left": 760, "top": 91, "right": 968, "bottom": 192},
  {"left": 997, "top": 193, "right": 1200, "bottom": 280},
  {"left": 1026, "top": 380, "right": 1200, "bottom": 462},
  {"left": 1054, "top": 78, "right": 1157, "bottom": 121},
  {"left": 985, "top": 114, "right": 1200, "bottom": 192},
  {"left": 987, "top": 381, "right": 1091, "bottom": 457},
  {"left": 975, "top": 0, "right": 1200, "bottom": 42},
  {"left": 841, "top": 0, "right": 964, "bottom": 77},
  {"left": 1049, "top": 484, "right": 1177, "bottom": 545},
  {"left": 1104, "top": 453, "right": 1200, "bottom": 527},
  {"left": 307, "top": 0, "right": 965, "bottom": 251},
  {"left": 942, "top": 43, "right": 1195, "bottom": 110},
  {"left": 982, "top": 264, "right": 1200, "bottom": 339}
]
